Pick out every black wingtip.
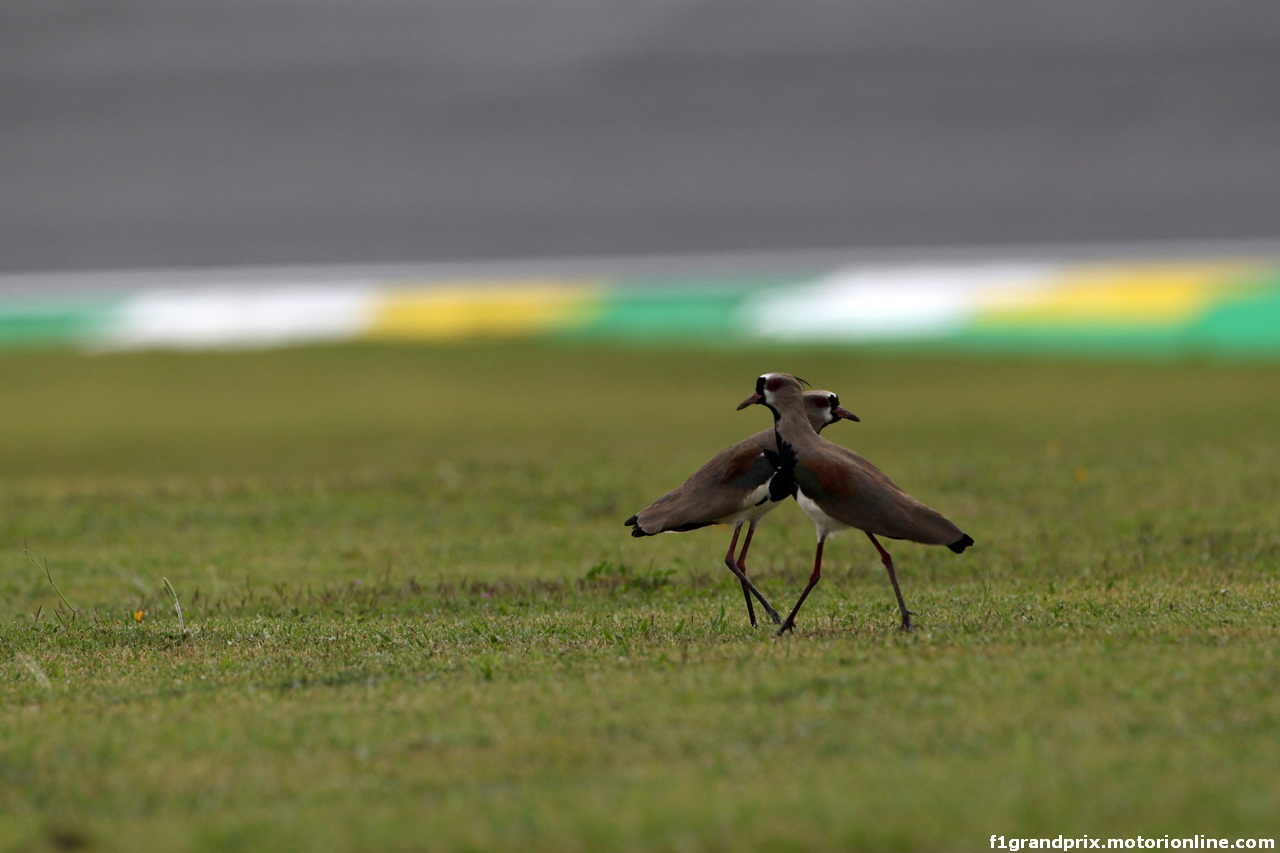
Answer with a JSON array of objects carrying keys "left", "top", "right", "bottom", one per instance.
[
  {"left": 624, "top": 515, "right": 655, "bottom": 537},
  {"left": 949, "top": 534, "right": 975, "bottom": 554}
]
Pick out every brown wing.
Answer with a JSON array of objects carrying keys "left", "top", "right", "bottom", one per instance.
[
  {"left": 800, "top": 445, "right": 966, "bottom": 547},
  {"left": 719, "top": 441, "right": 775, "bottom": 488},
  {"left": 626, "top": 431, "right": 777, "bottom": 534},
  {"left": 794, "top": 456, "right": 859, "bottom": 499}
]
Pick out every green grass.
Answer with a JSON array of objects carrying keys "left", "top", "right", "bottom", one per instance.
[{"left": 1, "top": 342, "right": 1278, "bottom": 852}]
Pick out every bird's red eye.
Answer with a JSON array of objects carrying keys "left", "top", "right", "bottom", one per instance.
[
  {"left": 767, "top": 378, "right": 782, "bottom": 391},
  {"left": 810, "top": 397, "right": 824, "bottom": 407}
]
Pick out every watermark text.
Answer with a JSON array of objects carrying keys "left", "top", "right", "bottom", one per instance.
[{"left": 990, "top": 836, "right": 1274, "bottom": 851}]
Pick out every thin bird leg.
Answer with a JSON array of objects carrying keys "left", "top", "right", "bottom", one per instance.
[
  {"left": 735, "top": 520, "right": 781, "bottom": 625},
  {"left": 778, "top": 537, "right": 825, "bottom": 635},
  {"left": 724, "top": 522, "right": 757, "bottom": 627},
  {"left": 866, "top": 532, "right": 914, "bottom": 631},
  {"left": 721, "top": 531, "right": 780, "bottom": 628}
]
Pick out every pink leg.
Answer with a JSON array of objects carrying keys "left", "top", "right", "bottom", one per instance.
[
  {"left": 778, "top": 536, "right": 825, "bottom": 635},
  {"left": 723, "top": 523, "right": 756, "bottom": 626},
  {"left": 735, "top": 521, "right": 757, "bottom": 571},
  {"left": 721, "top": 522, "right": 781, "bottom": 628},
  {"left": 866, "top": 532, "right": 913, "bottom": 631},
  {"left": 735, "top": 520, "right": 780, "bottom": 625}
]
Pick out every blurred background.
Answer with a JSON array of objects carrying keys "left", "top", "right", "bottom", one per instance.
[{"left": 2, "top": 0, "right": 1280, "bottom": 351}]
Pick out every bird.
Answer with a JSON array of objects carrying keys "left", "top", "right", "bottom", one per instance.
[
  {"left": 737, "top": 373, "right": 973, "bottom": 634},
  {"left": 625, "top": 389, "right": 859, "bottom": 626}
]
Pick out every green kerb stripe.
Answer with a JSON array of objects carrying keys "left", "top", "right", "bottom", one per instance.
[
  {"left": 1191, "top": 270, "right": 1280, "bottom": 356},
  {"left": 555, "top": 277, "right": 797, "bottom": 341},
  {"left": 0, "top": 298, "right": 121, "bottom": 346}
]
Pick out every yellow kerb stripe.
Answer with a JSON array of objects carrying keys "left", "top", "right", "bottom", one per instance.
[
  {"left": 977, "top": 264, "right": 1261, "bottom": 326},
  {"left": 367, "top": 281, "right": 601, "bottom": 340}
]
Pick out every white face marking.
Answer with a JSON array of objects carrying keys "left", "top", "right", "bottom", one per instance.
[
  {"left": 816, "top": 396, "right": 835, "bottom": 426},
  {"left": 759, "top": 373, "right": 790, "bottom": 404}
]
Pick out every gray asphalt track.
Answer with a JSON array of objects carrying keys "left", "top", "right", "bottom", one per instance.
[{"left": 4, "top": 0, "right": 1280, "bottom": 276}]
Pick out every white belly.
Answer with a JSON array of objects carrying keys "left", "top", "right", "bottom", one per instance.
[
  {"left": 715, "top": 480, "right": 777, "bottom": 525},
  {"left": 796, "top": 489, "right": 852, "bottom": 539}
]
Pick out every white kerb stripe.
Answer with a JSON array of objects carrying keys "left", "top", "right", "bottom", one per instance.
[
  {"left": 742, "top": 262, "right": 1059, "bottom": 341},
  {"left": 103, "top": 286, "right": 377, "bottom": 349}
]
